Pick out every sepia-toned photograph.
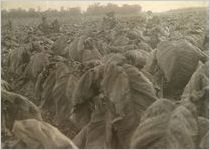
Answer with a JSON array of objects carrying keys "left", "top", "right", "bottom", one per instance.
[{"left": 1, "top": 0, "right": 209, "bottom": 149}]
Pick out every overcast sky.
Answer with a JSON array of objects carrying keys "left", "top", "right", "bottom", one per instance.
[{"left": 2, "top": 0, "right": 209, "bottom": 12}]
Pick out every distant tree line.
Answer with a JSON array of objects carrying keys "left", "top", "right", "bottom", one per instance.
[
  {"left": 86, "top": 3, "right": 142, "bottom": 15},
  {"left": 1, "top": 3, "right": 142, "bottom": 18},
  {"left": 1, "top": 7, "right": 82, "bottom": 18}
]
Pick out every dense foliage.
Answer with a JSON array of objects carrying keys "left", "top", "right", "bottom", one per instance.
[{"left": 1, "top": 6, "right": 209, "bottom": 149}]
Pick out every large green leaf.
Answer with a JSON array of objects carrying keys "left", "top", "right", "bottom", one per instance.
[
  {"left": 130, "top": 99, "right": 198, "bottom": 149},
  {"left": 25, "top": 52, "right": 49, "bottom": 79},
  {"left": 2, "top": 89, "right": 42, "bottom": 130},
  {"left": 102, "top": 63, "right": 156, "bottom": 117},
  {"left": 155, "top": 40, "right": 208, "bottom": 99},
  {"left": 72, "top": 65, "right": 104, "bottom": 106},
  {"left": 39, "top": 62, "right": 70, "bottom": 109},
  {"left": 51, "top": 35, "right": 68, "bottom": 56},
  {"left": 123, "top": 50, "right": 150, "bottom": 70},
  {"left": 70, "top": 65, "right": 104, "bottom": 129},
  {"left": 182, "top": 61, "right": 208, "bottom": 118},
  {"left": 12, "top": 119, "right": 77, "bottom": 149},
  {"left": 102, "top": 63, "right": 157, "bottom": 148},
  {"left": 156, "top": 40, "right": 207, "bottom": 88},
  {"left": 40, "top": 71, "right": 56, "bottom": 109},
  {"left": 52, "top": 73, "right": 79, "bottom": 122},
  {"left": 54, "top": 62, "right": 70, "bottom": 80},
  {"left": 81, "top": 48, "right": 102, "bottom": 64},
  {"left": 112, "top": 34, "right": 129, "bottom": 47},
  {"left": 68, "top": 35, "right": 86, "bottom": 62},
  {"left": 8, "top": 46, "right": 30, "bottom": 75}
]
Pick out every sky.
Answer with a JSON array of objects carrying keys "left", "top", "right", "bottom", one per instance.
[{"left": 1, "top": 0, "right": 209, "bottom": 12}]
